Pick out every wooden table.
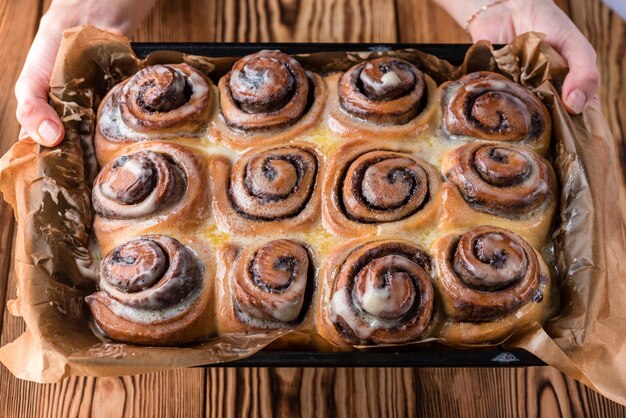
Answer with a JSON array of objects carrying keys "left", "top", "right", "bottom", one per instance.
[{"left": 1, "top": 0, "right": 624, "bottom": 416}]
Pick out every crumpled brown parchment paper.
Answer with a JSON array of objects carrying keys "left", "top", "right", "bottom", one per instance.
[{"left": 1, "top": 26, "right": 625, "bottom": 405}]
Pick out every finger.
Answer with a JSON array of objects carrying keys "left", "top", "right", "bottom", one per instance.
[
  {"left": 14, "top": 23, "right": 65, "bottom": 146},
  {"left": 18, "top": 127, "right": 29, "bottom": 141},
  {"left": 557, "top": 35, "right": 600, "bottom": 115}
]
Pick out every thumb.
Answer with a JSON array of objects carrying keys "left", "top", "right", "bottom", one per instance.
[
  {"left": 15, "top": 24, "right": 65, "bottom": 147},
  {"left": 557, "top": 34, "right": 600, "bottom": 115}
]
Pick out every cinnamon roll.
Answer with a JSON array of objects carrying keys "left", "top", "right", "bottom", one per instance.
[
  {"left": 216, "top": 239, "right": 313, "bottom": 333},
  {"left": 86, "top": 235, "right": 214, "bottom": 345},
  {"left": 323, "top": 141, "right": 442, "bottom": 237},
  {"left": 440, "top": 71, "right": 551, "bottom": 155},
  {"left": 92, "top": 143, "right": 210, "bottom": 254},
  {"left": 213, "top": 50, "right": 327, "bottom": 150},
  {"left": 440, "top": 143, "right": 556, "bottom": 248},
  {"left": 211, "top": 144, "right": 321, "bottom": 235},
  {"left": 95, "top": 64, "right": 215, "bottom": 164},
  {"left": 327, "top": 57, "right": 438, "bottom": 138},
  {"left": 431, "top": 226, "right": 554, "bottom": 344},
  {"left": 317, "top": 240, "right": 435, "bottom": 348}
]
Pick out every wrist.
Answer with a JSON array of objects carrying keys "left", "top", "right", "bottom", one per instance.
[{"left": 436, "top": 0, "right": 515, "bottom": 31}]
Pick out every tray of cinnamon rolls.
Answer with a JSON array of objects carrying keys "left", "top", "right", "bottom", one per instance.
[{"left": 84, "top": 42, "right": 559, "bottom": 363}]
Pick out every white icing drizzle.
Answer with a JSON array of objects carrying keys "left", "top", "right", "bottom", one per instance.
[
  {"left": 100, "top": 66, "right": 209, "bottom": 141},
  {"left": 120, "top": 157, "right": 152, "bottom": 179},
  {"left": 262, "top": 275, "right": 307, "bottom": 323},
  {"left": 464, "top": 79, "right": 511, "bottom": 93},
  {"left": 360, "top": 67, "right": 402, "bottom": 96},
  {"left": 98, "top": 100, "right": 150, "bottom": 141},
  {"left": 96, "top": 179, "right": 161, "bottom": 218},
  {"left": 106, "top": 287, "right": 200, "bottom": 324},
  {"left": 464, "top": 233, "right": 527, "bottom": 281},
  {"left": 231, "top": 68, "right": 272, "bottom": 94},
  {"left": 380, "top": 71, "right": 401, "bottom": 88},
  {"left": 233, "top": 297, "right": 295, "bottom": 330},
  {"left": 186, "top": 70, "right": 209, "bottom": 100},
  {"left": 522, "top": 150, "right": 549, "bottom": 194},
  {"left": 357, "top": 275, "right": 413, "bottom": 318},
  {"left": 330, "top": 287, "right": 396, "bottom": 340}
]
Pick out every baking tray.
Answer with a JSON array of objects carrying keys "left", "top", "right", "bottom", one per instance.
[{"left": 129, "top": 41, "right": 544, "bottom": 368}]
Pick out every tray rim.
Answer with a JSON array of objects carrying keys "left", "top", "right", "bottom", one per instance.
[
  {"left": 125, "top": 41, "right": 544, "bottom": 368},
  {"left": 131, "top": 42, "right": 478, "bottom": 65}
]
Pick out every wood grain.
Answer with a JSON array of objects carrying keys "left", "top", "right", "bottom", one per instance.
[
  {"left": 395, "top": 0, "right": 470, "bottom": 43},
  {"left": 0, "top": 0, "right": 41, "bottom": 338},
  {"left": 134, "top": 0, "right": 398, "bottom": 43},
  {"left": 1, "top": 0, "right": 626, "bottom": 417}
]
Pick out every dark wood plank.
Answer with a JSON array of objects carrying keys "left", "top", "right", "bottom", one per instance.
[
  {"left": 204, "top": 368, "right": 420, "bottom": 418},
  {"left": 134, "top": 0, "right": 398, "bottom": 43},
  {"left": 0, "top": 206, "right": 13, "bottom": 337},
  {"left": 0, "top": 0, "right": 40, "bottom": 340},
  {"left": 395, "top": 0, "right": 470, "bottom": 43}
]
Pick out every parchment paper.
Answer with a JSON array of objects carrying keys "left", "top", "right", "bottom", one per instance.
[{"left": 1, "top": 26, "right": 625, "bottom": 405}]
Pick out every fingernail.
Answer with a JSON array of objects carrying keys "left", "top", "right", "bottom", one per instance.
[
  {"left": 18, "top": 129, "right": 29, "bottom": 141},
  {"left": 566, "top": 89, "right": 587, "bottom": 114},
  {"left": 37, "top": 120, "right": 62, "bottom": 145}
]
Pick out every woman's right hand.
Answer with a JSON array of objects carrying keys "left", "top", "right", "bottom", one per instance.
[
  {"left": 15, "top": 0, "right": 155, "bottom": 146},
  {"left": 434, "top": 0, "right": 600, "bottom": 115}
]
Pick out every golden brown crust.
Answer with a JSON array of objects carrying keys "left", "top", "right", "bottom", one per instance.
[
  {"left": 316, "top": 239, "right": 435, "bottom": 348},
  {"left": 322, "top": 140, "right": 443, "bottom": 238},
  {"left": 431, "top": 226, "right": 554, "bottom": 345},
  {"left": 213, "top": 51, "right": 327, "bottom": 151},
  {"left": 215, "top": 239, "right": 314, "bottom": 334},
  {"left": 85, "top": 53, "right": 560, "bottom": 349},
  {"left": 210, "top": 144, "right": 322, "bottom": 235},
  {"left": 95, "top": 64, "right": 215, "bottom": 165},
  {"left": 86, "top": 235, "right": 215, "bottom": 345},
  {"left": 92, "top": 143, "right": 211, "bottom": 254},
  {"left": 326, "top": 71, "right": 439, "bottom": 139},
  {"left": 439, "top": 143, "right": 557, "bottom": 248},
  {"left": 440, "top": 71, "right": 551, "bottom": 155}
]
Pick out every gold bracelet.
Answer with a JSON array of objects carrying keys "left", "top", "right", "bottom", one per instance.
[{"left": 465, "top": 0, "right": 511, "bottom": 32}]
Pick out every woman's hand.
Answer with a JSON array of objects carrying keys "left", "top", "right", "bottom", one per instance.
[
  {"left": 15, "top": 0, "right": 155, "bottom": 146},
  {"left": 435, "top": 0, "right": 600, "bottom": 114}
]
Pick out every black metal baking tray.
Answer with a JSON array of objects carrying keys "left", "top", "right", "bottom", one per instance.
[{"left": 129, "top": 41, "right": 544, "bottom": 367}]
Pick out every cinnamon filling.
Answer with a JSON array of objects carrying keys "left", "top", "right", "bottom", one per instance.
[
  {"left": 440, "top": 226, "right": 540, "bottom": 322},
  {"left": 98, "top": 235, "right": 201, "bottom": 310},
  {"left": 93, "top": 151, "right": 186, "bottom": 220},
  {"left": 474, "top": 147, "right": 530, "bottom": 186},
  {"left": 106, "top": 240, "right": 167, "bottom": 293},
  {"left": 220, "top": 50, "right": 310, "bottom": 131},
  {"left": 454, "top": 232, "right": 528, "bottom": 291},
  {"left": 467, "top": 91, "right": 531, "bottom": 139},
  {"left": 443, "top": 71, "right": 548, "bottom": 143},
  {"left": 353, "top": 256, "right": 418, "bottom": 320},
  {"left": 230, "top": 56, "right": 296, "bottom": 113},
  {"left": 102, "top": 156, "right": 156, "bottom": 204},
  {"left": 330, "top": 241, "right": 433, "bottom": 345},
  {"left": 230, "top": 147, "right": 318, "bottom": 220},
  {"left": 339, "top": 57, "right": 426, "bottom": 125},
  {"left": 444, "top": 143, "right": 551, "bottom": 217},
  {"left": 341, "top": 151, "right": 429, "bottom": 223},
  {"left": 234, "top": 239, "right": 311, "bottom": 324},
  {"left": 359, "top": 60, "right": 416, "bottom": 101},
  {"left": 134, "top": 66, "right": 191, "bottom": 113}
]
